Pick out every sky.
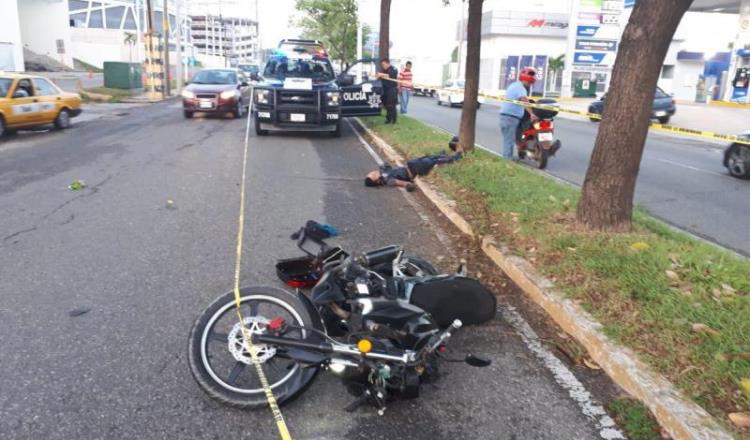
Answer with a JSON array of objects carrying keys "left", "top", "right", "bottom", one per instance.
[{"left": 190, "top": 1, "right": 741, "bottom": 60}]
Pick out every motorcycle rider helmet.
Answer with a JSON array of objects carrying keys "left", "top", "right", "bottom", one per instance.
[{"left": 519, "top": 67, "right": 537, "bottom": 84}]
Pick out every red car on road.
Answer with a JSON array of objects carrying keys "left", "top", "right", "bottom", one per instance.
[{"left": 181, "top": 69, "right": 251, "bottom": 119}]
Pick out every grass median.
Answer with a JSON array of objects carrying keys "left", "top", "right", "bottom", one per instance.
[{"left": 361, "top": 115, "right": 750, "bottom": 436}]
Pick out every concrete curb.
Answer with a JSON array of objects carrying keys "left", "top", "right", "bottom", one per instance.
[{"left": 353, "top": 117, "right": 735, "bottom": 440}]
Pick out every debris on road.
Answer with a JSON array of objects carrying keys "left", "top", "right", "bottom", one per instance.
[
  {"left": 68, "top": 180, "right": 87, "bottom": 191},
  {"left": 68, "top": 307, "right": 91, "bottom": 317},
  {"left": 166, "top": 200, "right": 176, "bottom": 210}
]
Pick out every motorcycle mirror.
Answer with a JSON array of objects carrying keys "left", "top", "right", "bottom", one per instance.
[{"left": 465, "top": 354, "right": 492, "bottom": 367}]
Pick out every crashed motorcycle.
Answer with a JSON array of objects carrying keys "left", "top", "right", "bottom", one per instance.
[
  {"left": 518, "top": 98, "right": 562, "bottom": 170},
  {"left": 188, "top": 236, "right": 496, "bottom": 414}
]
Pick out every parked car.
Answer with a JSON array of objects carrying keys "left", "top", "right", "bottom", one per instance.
[
  {"left": 238, "top": 63, "right": 260, "bottom": 78},
  {"left": 436, "top": 79, "right": 485, "bottom": 108},
  {"left": 0, "top": 73, "right": 82, "bottom": 137},
  {"left": 723, "top": 131, "right": 750, "bottom": 179},
  {"left": 588, "top": 87, "right": 676, "bottom": 124},
  {"left": 181, "top": 68, "right": 251, "bottom": 119}
]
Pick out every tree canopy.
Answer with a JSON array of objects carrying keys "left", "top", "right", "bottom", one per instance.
[{"left": 294, "top": 0, "right": 369, "bottom": 69}]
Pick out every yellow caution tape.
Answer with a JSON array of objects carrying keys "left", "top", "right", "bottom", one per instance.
[
  {"left": 379, "top": 76, "right": 750, "bottom": 146},
  {"left": 232, "top": 94, "right": 293, "bottom": 440}
]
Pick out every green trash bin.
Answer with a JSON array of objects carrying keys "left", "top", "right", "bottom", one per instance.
[
  {"left": 574, "top": 79, "right": 597, "bottom": 98},
  {"left": 103, "top": 62, "right": 143, "bottom": 89}
]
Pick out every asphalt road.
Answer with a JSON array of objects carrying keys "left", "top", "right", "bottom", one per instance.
[
  {"left": 0, "top": 103, "right": 616, "bottom": 439},
  {"left": 406, "top": 96, "right": 750, "bottom": 256}
]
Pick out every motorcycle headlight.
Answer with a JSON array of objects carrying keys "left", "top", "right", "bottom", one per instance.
[
  {"left": 255, "top": 89, "right": 270, "bottom": 104},
  {"left": 220, "top": 89, "right": 239, "bottom": 100},
  {"left": 326, "top": 91, "right": 340, "bottom": 106},
  {"left": 181, "top": 89, "right": 195, "bottom": 99}
]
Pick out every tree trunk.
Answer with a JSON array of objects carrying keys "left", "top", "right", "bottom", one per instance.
[
  {"left": 457, "top": 0, "right": 483, "bottom": 152},
  {"left": 379, "top": 0, "right": 391, "bottom": 60},
  {"left": 576, "top": 0, "right": 692, "bottom": 231}
]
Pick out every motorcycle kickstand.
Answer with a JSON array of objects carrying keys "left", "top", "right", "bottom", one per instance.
[{"left": 344, "top": 393, "right": 369, "bottom": 413}]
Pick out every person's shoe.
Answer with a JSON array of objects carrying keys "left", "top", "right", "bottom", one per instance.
[{"left": 405, "top": 183, "right": 417, "bottom": 192}]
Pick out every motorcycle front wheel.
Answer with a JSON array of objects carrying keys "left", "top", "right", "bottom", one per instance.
[{"left": 188, "top": 286, "right": 319, "bottom": 408}]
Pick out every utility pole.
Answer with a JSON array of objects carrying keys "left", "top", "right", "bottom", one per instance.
[
  {"left": 145, "top": 0, "right": 156, "bottom": 96},
  {"left": 163, "top": 0, "right": 171, "bottom": 97},
  {"left": 356, "top": 0, "right": 363, "bottom": 82},
  {"left": 175, "top": 0, "right": 183, "bottom": 91}
]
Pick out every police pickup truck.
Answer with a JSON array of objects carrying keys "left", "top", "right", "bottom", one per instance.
[{"left": 252, "top": 40, "right": 383, "bottom": 136}]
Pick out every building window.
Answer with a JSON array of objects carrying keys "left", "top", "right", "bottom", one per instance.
[
  {"left": 89, "top": 8, "right": 104, "bottom": 28},
  {"left": 123, "top": 7, "right": 137, "bottom": 30},
  {"left": 106, "top": 6, "right": 125, "bottom": 29},
  {"left": 68, "top": 0, "right": 88, "bottom": 11},
  {"left": 661, "top": 65, "right": 675, "bottom": 79},
  {"left": 70, "top": 12, "right": 87, "bottom": 28}
]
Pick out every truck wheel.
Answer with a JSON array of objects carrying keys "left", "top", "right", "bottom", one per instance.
[
  {"left": 184, "top": 111, "right": 194, "bottom": 119},
  {"left": 0, "top": 116, "right": 5, "bottom": 137},
  {"left": 657, "top": 116, "right": 670, "bottom": 124},
  {"left": 254, "top": 115, "right": 268, "bottom": 136},
  {"left": 54, "top": 109, "right": 72, "bottom": 129},
  {"left": 330, "top": 122, "right": 341, "bottom": 138}
]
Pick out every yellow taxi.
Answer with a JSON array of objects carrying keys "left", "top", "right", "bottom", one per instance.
[{"left": 0, "top": 72, "right": 82, "bottom": 137}]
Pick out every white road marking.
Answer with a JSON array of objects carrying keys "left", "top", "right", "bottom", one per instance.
[
  {"left": 501, "top": 306, "right": 626, "bottom": 440},
  {"left": 345, "top": 119, "right": 384, "bottom": 166},
  {"left": 654, "top": 158, "right": 724, "bottom": 177},
  {"left": 348, "top": 117, "right": 624, "bottom": 439}
]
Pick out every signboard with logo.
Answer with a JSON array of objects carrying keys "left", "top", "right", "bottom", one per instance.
[
  {"left": 504, "top": 56, "right": 519, "bottom": 89},
  {"left": 574, "top": 51, "right": 616, "bottom": 65},
  {"left": 484, "top": 11, "right": 569, "bottom": 37},
  {"left": 575, "top": 38, "right": 617, "bottom": 52},
  {"left": 532, "top": 55, "right": 547, "bottom": 95}
]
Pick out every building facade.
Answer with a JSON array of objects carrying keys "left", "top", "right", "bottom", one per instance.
[
  {"left": 0, "top": 0, "right": 24, "bottom": 71},
  {"left": 67, "top": 0, "right": 192, "bottom": 69},
  {"left": 465, "top": 0, "right": 740, "bottom": 101},
  {"left": 190, "top": 15, "right": 258, "bottom": 66}
]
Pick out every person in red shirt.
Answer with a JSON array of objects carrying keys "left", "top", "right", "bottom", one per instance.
[{"left": 398, "top": 61, "right": 414, "bottom": 114}]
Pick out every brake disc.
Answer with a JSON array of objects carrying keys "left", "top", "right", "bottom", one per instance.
[{"left": 227, "top": 316, "right": 277, "bottom": 365}]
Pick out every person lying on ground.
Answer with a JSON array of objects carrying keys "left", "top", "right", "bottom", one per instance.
[{"left": 364, "top": 136, "right": 461, "bottom": 191}]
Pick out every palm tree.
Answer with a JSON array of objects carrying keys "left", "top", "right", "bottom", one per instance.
[
  {"left": 547, "top": 54, "right": 564, "bottom": 93},
  {"left": 124, "top": 32, "right": 137, "bottom": 63}
]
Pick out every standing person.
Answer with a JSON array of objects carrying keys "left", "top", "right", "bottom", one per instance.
[
  {"left": 377, "top": 58, "right": 399, "bottom": 124},
  {"left": 398, "top": 61, "right": 414, "bottom": 114},
  {"left": 499, "top": 67, "right": 538, "bottom": 160}
]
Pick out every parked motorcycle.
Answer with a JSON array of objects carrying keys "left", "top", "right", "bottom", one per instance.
[
  {"left": 188, "top": 234, "right": 496, "bottom": 414},
  {"left": 518, "top": 98, "right": 562, "bottom": 170}
]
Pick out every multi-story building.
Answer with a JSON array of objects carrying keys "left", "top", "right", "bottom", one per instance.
[
  {"left": 67, "top": 0, "right": 192, "bottom": 69},
  {"left": 190, "top": 15, "right": 258, "bottom": 66}
]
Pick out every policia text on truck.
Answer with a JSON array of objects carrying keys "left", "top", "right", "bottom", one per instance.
[{"left": 252, "top": 39, "right": 384, "bottom": 137}]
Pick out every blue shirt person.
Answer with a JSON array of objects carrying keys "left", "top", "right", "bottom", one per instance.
[{"left": 499, "top": 68, "right": 538, "bottom": 159}]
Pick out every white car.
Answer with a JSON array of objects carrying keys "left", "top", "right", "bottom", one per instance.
[{"left": 436, "top": 79, "right": 485, "bottom": 108}]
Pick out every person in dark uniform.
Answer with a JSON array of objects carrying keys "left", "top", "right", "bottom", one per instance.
[{"left": 377, "top": 58, "right": 399, "bottom": 124}]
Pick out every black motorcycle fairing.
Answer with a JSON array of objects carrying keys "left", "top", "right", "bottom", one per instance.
[{"left": 311, "top": 271, "right": 347, "bottom": 307}]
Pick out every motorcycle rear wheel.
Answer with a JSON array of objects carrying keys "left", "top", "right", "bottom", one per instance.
[
  {"left": 537, "top": 148, "right": 549, "bottom": 170},
  {"left": 188, "top": 286, "right": 319, "bottom": 408}
]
